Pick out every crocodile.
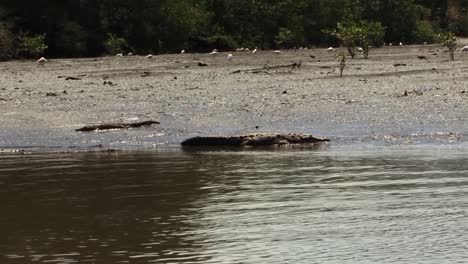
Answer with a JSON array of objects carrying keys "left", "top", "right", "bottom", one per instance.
[{"left": 181, "top": 133, "right": 329, "bottom": 147}]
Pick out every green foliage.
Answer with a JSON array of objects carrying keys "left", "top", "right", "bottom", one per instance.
[
  {"left": 326, "top": 23, "right": 358, "bottom": 59},
  {"left": 330, "top": 21, "right": 385, "bottom": 59},
  {"left": 55, "top": 22, "right": 87, "bottom": 57},
  {"left": 104, "top": 34, "right": 128, "bottom": 54},
  {"left": 413, "top": 20, "right": 436, "bottom": 44},
  {"left": 159, "top": 0, "right": 209, "bottom": 52},
  {"left": 366, "top": 21, "right": 385, "bottom": 47},
  {"left": 437, "top": 32, "right": 457, "bottom": 61},
  {"left": 275, "top": 28, "right": 295, "bottom": 48},
  {"left": 447, "top": 20, "right": 468, "bottom": 36},
  {"left": 0, "top": 23, "right": 14, "bottom": 60},
  {"left": 20, "top": 34, "right": 47, "bottom": 57},
  {"left": 0, "top": 0, "right": 462, "bottom": 58},
  {"left": 191, "top": 34, "right": 238, "bottom": 52}
]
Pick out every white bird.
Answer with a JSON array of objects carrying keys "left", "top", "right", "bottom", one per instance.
[
  {"left": 210, "top": 49, "right": 218, "bottom": 55},
  {"left": 227, "top": 53, "right": 233, "bottom": 61},
  {"left": 399, "top": 42, "right": 403, "bottom": 46},
  {"left": 252, "top": 48, "right": 257, "bottom": 54},
  {"left": 273, "top": 50, "right": 281, "bottom": 54},
  {"left": 37, "top": 57, "right": 47, "bottom": 67},
  {"left": 116, "top": 53, "right": 123, "bottom": 57},
  {"left": 146, "top": 54, "right": 153, "bottom": 59},
  {"left": 357, "top": 47, "right": 364, "bottom": 52},
  {"left": 389, "top": 43, "right": 393, "bottom": 46},
  {"left": 326, "top": 47, "right": 335, "bottom": 51},
  {"left": 461, "top": 46, "right": 468, "bottom": 55},
  {"left": 127, "top": 52, "right": 133, "bottom": 56},
  {"left": 423, "top": 42, "right": 427, "bottom": 45},
  {"left": 245, "top": 48, "right": 250, "bottom": 51},
  {"left": 181, "top": 49, "right": 185, "bottom": 54}
]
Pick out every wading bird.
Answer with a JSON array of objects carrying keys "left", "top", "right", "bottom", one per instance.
[
  {"left": 37, "top": 57, "right": 47, "bottom": 67},
  {"left": 461, "top": 46, "right": 468, "bottom": 55}
]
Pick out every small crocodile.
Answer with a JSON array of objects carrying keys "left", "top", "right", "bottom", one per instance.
[{"left": 181, "top": 133, "right": 329, "bottom": 147}]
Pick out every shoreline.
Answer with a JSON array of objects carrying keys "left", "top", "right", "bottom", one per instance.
[{"left": 1, "top": 45, "right": 467, "bottom": 152}]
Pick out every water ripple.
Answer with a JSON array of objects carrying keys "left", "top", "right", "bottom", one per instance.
[{"left": 0, "top": 147, "right": 467, "bottom": 263}]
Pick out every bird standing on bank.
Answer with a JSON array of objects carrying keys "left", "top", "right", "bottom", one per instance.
[{"left": 37, "top": 57, "right": 47, "bottom": 67}]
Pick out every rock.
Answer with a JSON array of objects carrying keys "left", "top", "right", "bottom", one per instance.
[{"left": 181, "top": 133, "right": 330, "bottom": 147}]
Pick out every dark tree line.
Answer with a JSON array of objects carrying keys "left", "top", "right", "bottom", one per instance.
[{"left": 0, "top": 0, "right": 466, "bottom": 59}]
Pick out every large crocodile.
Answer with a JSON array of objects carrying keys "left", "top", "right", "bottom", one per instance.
[{"left": 181, "top": 133, "right": 329, "bottom": 147}]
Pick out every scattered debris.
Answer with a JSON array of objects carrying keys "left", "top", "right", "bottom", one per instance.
[
  {"left": 231, "top": 62, "right": 302, "bottom": 74},
  {"left": 184, "top": 87, "right": 201, "bottom": 91},
  {"left": 76, "top": 120, "right": 160, "bottom": 132},
  {"left": 141, "top": 71, "right": 151, "bottom": 77},
  {"left": 402, "top": 90, "right": 423, "bottom": 97}
]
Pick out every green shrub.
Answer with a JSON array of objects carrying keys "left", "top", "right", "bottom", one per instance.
[
  {"left": 20, "top": 34, "right": 48, "bottom": 57},
  {"left": 0, "top": 23, "right": 14, "bottom": 60},
  {"left": 413, "top": 20, "right": 436, "bottom": 44},
  {"left": 274, "top": 27, "right": 306, "bottom": 49},
  {"left": 104, "top": 33, "right": 128, "bottom": 54},
  {"left": 437, "top": 32, "right": 457, "bottom": 61},
  {"left": 329, "top": 21, "right": 385, "bottom": 59}
]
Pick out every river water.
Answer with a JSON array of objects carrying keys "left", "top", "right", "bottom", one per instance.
[{"left": 1, "top": 146, "right": 467, "bottom": 263}]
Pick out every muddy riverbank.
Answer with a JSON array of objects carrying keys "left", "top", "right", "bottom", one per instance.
[{"left": 1, "top": 44, "right": 467, "bottom": 151}]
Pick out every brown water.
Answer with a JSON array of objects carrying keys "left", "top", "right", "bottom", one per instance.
[{"left": 1, "top": 146, "right": 468, "bottom": 263}]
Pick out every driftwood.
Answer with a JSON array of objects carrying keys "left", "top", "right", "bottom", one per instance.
[
  {"left": 76, "top": 120, "right": 159, "bottom": 132},
  {"left": 231, "top": 62, "right": 302, "bottom": 74},
  {"left": 181, "top": 132, "right": 329, "bottom": 147}
]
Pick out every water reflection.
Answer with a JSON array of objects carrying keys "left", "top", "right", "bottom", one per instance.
[{"left": 0, "top": 147, "right": 467, "bottom": 263}]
